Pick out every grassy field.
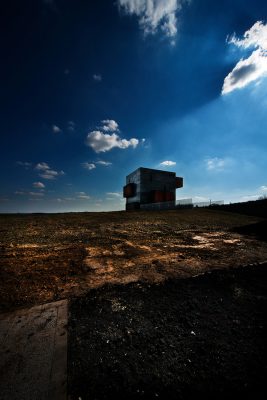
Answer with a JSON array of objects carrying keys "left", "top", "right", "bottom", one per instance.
[{"left": 1, "top": 208, "right": 267, "bottom": 312}]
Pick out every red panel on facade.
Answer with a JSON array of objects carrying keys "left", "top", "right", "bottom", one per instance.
[
  {"left": 123, "top": 183, "right": 135, "bottom": 198},
  {"left": 152, "top": 190, "right": 165, "bottom": 203},
  {"left": 165, "top": 191, "right": 175, "bottom": 201}
]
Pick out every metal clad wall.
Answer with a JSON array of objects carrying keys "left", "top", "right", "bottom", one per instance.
[
  {"left": 126, "top": 168, "right": 141, "bottom": 205},
  {"left": 125, "top": 167, "right": 182, "bottom": 209},
  {"left": 139, "top": 168, "right": 176, "bottom": 204}
]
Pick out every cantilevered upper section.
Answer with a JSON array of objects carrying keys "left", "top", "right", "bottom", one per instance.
[{"left": 123, "top": 167, "right": 183, "bottom": 210}]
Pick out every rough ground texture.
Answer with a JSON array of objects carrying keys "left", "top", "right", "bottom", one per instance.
[
  {"left": 1, "top": 209, "right": 267, "bottom": 311},
  {"left": 68, "top": 263, "right": 267, "bottom": 400},
  {"left": 0, "top": 300, "right": 67, "bottom": 400}
]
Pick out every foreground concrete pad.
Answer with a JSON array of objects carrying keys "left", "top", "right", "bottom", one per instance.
[{"left": 0, "top": 300, "right": 67, "bottom": 400}]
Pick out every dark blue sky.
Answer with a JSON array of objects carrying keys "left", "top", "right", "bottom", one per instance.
[{"left": 1, "top": 0, "right": 267, "bottom": 212}]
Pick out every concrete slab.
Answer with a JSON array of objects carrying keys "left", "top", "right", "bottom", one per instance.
[{"left": 0, "top": 300, "right": 67, "bottom": 400}]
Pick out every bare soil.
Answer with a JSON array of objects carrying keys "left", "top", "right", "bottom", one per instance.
[
  {"left": 1, "top": 209, "right": 267, "bottom": 312},
  {"left": 68, "top": 262, "right": 267, "bottom": 400},
  {"left": 1, "top": 208, "right": 267, "bottom": 399}
]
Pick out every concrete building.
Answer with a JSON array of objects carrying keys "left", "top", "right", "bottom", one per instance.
[{"left": 123, "top": 167, "right": 183, "bottom": 210}]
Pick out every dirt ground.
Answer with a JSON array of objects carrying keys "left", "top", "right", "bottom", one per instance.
[
  {"left": 68, "top": 262, "right": 267, "bottom": 400},
  {"left": 1, "top": 208, "right": 267, "bottom": 399},
  {"left": 1, "top": 209, "right": 267, "bottom": 312}
]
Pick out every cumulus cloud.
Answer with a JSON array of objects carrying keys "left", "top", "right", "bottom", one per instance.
[
  {"left": 260, "top": 185, "right": 267, "bottom": 192},
  {"left": 117, "top": 0, "right": 189, "bottom": 40},
  {"left": 86, "top": 119, "right": 140, "bottom": 153},
  {"left": 33, "top": 182, "right": 45, "bottom": 189},
  {"left": 86, "top": 130, "right": 139, "bottom": 153},
  {"left": 35, "top": 162, "right": 50, "bottom": 171},
  {"left": 160, "top": 160, "right": 176, "bottom": 166},
  {"left": 101, "top": 119, "right": 119, "bottom": 132},
  {"left": 35, "top": 162, "right": 65, "bottom": 180},
  {"left": 222, "top": 21, "right": 267, "bottom": 94},
  {"left": 82, "top": 162, "right": 96, "bottom": 170},
  {"left": 52, "top": 125, "right": 61, "bottom": 133},
  {"left": 93, "top": 74, "right": 102, "bottom": 81},
  {"left": 205, "top": 157, "right": 226, "bottom": 171}
]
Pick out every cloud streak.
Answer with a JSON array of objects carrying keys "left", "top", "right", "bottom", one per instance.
[
  {"left": 33, "top": 182, "right": 45, "bottom": 188},
  {"left": 35, "top": 162, "right": 65, "bottom": 180}
]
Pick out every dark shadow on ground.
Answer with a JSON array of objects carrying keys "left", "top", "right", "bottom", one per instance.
[
  {"left": 231, "top": 220, "right": 267, "bottom": 242},
  {"left": 68, "top": 263, "right": 267, "bottom": 400}
]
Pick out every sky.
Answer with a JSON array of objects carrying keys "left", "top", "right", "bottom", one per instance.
[{"left": 0, "top": 0, "right": 267, "bottom": 212}]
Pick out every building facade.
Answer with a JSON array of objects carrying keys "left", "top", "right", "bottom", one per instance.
[{"left": 123, "top": 167, "right": 183, "bottom": 210}]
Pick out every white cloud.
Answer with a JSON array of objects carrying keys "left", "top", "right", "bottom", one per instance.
[
  {"left": 205, "top": 157, "right": 226, "bottom": 171},
  {"left": 33, "top": 182, "right": 45, "bottom": 189},
  {"left": 77, "top": 193, "right": 91, "bottom": 200},
  {"left": 15, "top": 191, "right": 26, "bottom": 195},
  {"left": 36, "top": 162, "right": 50, "bottom": 171},
  {"left": 222, "top": 21, "right": 267, "bottom": 94},
  {"left": 117, "top": 0, "right": 188, "bottom": 40},
  {"left": 106, "top": 192, "right": 121, "bottom": 197},
  {"left": 78, "top": 195, "right": 91, "bottom": 200},
  {"left": 260, "top": 185, "right": 267, "bottom": 192},
  {"left": 35, "top": 162, "right": 64, "bottom": 180},
  {"left": 228, "top": 21, "right": 267, "bottom": 51},
  {"left": 82, "top": 160, "right": 112, "bottom": 170},
  {"left": 68, "top": 121, "right": 75, "bottom": 131},
  {"left": 39, "top": 169, "right": 64, "bottom": 180},
  {"left": 160, "top": 160, "right": 176, "bottom": 166},
  {"left": 82, "top": 162, "right": 96, "bottom": 170},
  {"left": 16, "top": 161, "right": 32, "bottom": 169},
  {"left": 95, "top": 160, "right": 112, "bottom": 166},
  {"left": 52, "top": 125, "right": 61, "bottom": 133},
  {"left": 86, "top": 130, "right": 139, "bottom": 153},
  {"left": 29, "top": 192, "right": 44, "bottom": 197},
  {"left": 93, "top": 74, "right": 102, "bottom": 81},
  {"left": 101, "top": 119, "right": 119, "bottom": 132}
]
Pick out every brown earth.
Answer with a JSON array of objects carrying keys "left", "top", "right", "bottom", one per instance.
[{"left": 0, "top": 209, "right": 267, "bottom": 312}]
